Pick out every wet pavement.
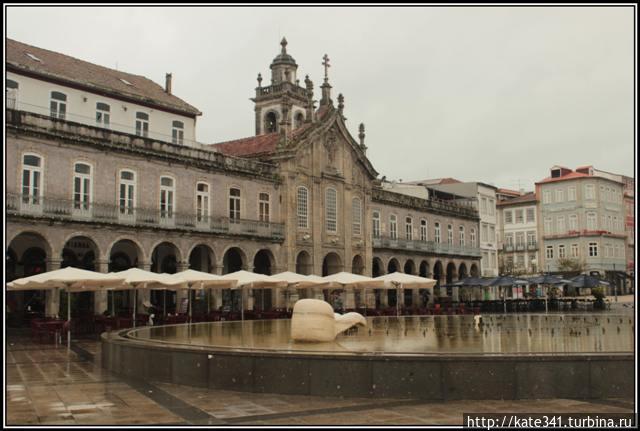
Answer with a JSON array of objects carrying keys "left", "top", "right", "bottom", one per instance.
[{"left": 6, "top": 332, "right": 635, "bottom": 426}]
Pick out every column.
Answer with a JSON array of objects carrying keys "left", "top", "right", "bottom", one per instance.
[
  {"left": 94, "top": 259, "right": 109, "bottom": 315},
  {"left": 45, "top": 258, "right": 62, "bottom": 317},
  {"left": 137, "top": 261, "right": 152, "bottom": 315},
  {"left": 175, "top": 262, "right": 189, "bottom": 313}
]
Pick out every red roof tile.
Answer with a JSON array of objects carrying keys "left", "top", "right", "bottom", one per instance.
[
  {"left": 496, "top": 192, "right": 537, "bottom": 206},
  {"left": 210, "top": 133, "right": 280, "bottom": 157},
  {"left": 7, "top": 38, "right": 201, "bottom": 116},
  {"left": 536, "top": 171, "right": 589, "bottom": 184}
]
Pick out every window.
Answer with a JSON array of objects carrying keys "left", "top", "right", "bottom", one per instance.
[
  {"left": 543, "top": 190, "right": 552, "bottom": 204},
  {"left": 447, "top": 224, "right": 453, "bottom": 245},
  {"left": 325, "top": 188, "right": 337, "bottom": 233},
  {"left": 294, "top": 112, "right": 305, "bottom": 129},
  {"left": 516, "top": 254, "right": 525, "bottom": 268},
  {"left": 558, "top": 244, "right": 566, "bottom": 258},
  {"left": 405, "top": 217, "right": 413, "bottom": 240},
  {"left": 196, "top": 183, "right": 209, "bottom": 223},
  {"left": 489, "top": 225, "right": 495, "bottom": 243},
  {"left": 505, "top": 211, "right": 513, "bottom": 224},
  {"left": 480, "top": 198, "right": 487, "bottom": 214},
  {"left": 584, "top": 184, "right": 595, "bottom": 200},
  {"left": 481, "top": 223, "right": 488, "bottom": 242},
  {"left": 6, "top": 79, "right": 18, "bottom": 109},
  {"left": 470, "top": 228, "right": 476, "bottom": 247},
  {"left": 527, "top": 231, "right": 536, "bottom": 245},
  {"left": 516, "top": 232, "right": 524, "bottom": 247},
  {"left": 515, "top": 209, "right": 524, "bottom": 224},
  {"left": 119, "top": 170, "right": 136, "bottom": 216},
  {"left": 352, "top": 198, "right": 362, "bottom": 235},
  {"left": 50, "top": 91, "right": 67, "bottom": 119},
  {"left": 459, "top": 226, "right": 465, "bottom": 246},
  {"left": 604, "top": 244, "right": 610, "bottom": 258},
  {"left": 420, "top": 219, "right": 428, "bottom": 241},
  {"left": 488, "top": 199, "right": 495, "bottom": 216},
  {"left": 568, "top": 186, "right": 576, "bottom": 201},
  {"left": 229, "top": 187, "right": 241, "bottom": 221},
  {"left": 264, "top": 111, "right": 278, "bottom": 133},
  {"left": 389, "top": 214, "right": 397, "bottom": 240},
  {"left": 546, "top": 246, "right": 554, "bottom": 259},
  {"left": 73, "top": 162, "right": 92, "bottom": 211},
  {"left": 160, "top": 177, "right": 175, "bottom": 220},
  {"left": 96, "top": 102, "right": 110, "bottom": 127},
  {"left": 490, "top": 252, "right": 496, "bottom": 269},
  {"left": 297, "top": 187, "right": 309, "bottom": 229},
  {"left": 526, "top": 208, "right": 535, "bottom": 223},
  {"left": 135, "top": 112, "right": 149, "bottom": 137},
  {"left": 586, "top": 212, "right": 597, "bottom": 230},
  {"left": 571, "top": 244, "right": 579, "bottom": 258},
  {"left": 259, "top": 193, "right": 270, "bottom": 222},
  {"left": 611, "top": 216, "right": 616, "bottom": 233},
  {"left": 556, "top": 216, "right": 565, "bottom": 234},
  {"left": 544, "top": 218, "right": 553, "bottom": 234},
  {"left": 372, "top": 211, "right": 380, "bottom": 238},
  {"left": 434, "top": 222, "right": 441, "bottom": 243},
  {"left": 568, "top": 214, "right": 577, "bottom": 231},
  {"left": 588, "top": 242, "right": 598, "bottom": 257},
  {"left": 21, "top": 153, "right": 42, "bottom": 205},
  {"left": 506, "top": 233, "right": 514, "bottom": 246},
  {"left": 555, "top": 189, "right": 564, "bottom": 202},
  {"left": 172, "top": 121, "right": 184, "bottom": 145}
]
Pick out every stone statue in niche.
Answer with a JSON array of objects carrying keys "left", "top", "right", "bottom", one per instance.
[
  {"left": 291, "top": 299, "right": 366, "bottom": 342},
  {"left": 323, "top": 131, "right": 338, "bottom": 168}
]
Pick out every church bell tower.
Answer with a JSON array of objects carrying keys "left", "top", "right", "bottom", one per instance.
[{"left": 252, "top": 38, "right": 313, "bottom": 136}]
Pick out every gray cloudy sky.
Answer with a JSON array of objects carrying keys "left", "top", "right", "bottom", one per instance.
[{"left": 6, "top": 6, "right": 635, "bottom": 190}]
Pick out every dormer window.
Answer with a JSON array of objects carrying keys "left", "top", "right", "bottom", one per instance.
[
  {"left": 135, "top": 112, "right": 149, "bottom": 137},
  {"left": 551, "top": 168, "right": 561, "bottom": 178}
]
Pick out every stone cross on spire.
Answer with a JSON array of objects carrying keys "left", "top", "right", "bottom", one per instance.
[
  {"left": 281, "top": 37, "right": 288, "bottom": 54},
  {"left": 322, "top": 54, "right": 330, "bottom": 82}
]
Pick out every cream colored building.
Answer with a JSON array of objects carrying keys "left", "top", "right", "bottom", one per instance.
[{"left": 6, "top": 38, "right": 481, "bottom": 318}]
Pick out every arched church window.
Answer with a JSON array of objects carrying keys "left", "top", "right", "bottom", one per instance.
[
  {"left": 294, "top": 112, "right": 305, "bottom": 129},
  {"left": 264, "top": 111, "right": 278, "bottom": 133}
]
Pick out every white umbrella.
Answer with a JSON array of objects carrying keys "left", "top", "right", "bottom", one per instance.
[
  {"left": 268, "top": 272, "right": 331, "bottom": 311},
  {"left": 321, "top": 272, "right": 384, "bottom": 313},
  {"left": 219, "top": 271, "right": 288, "bottom": 320},
  {"left": 373, "top": 273, "right": 437, "bottom": 316},
  {"left": 8, "top": 267, "right": 125, "bottom": 350},
  {"left": 166, "top": 270, "right": 237, "bottom": 323}
]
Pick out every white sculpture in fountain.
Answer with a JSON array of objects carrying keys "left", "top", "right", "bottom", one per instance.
[{"left": 291, "top": 299, "right": 367, "bottom": 342}]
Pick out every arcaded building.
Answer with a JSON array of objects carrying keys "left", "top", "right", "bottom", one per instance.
[{"left": 6, "top": 38, "right": 481, "bottom": 317}]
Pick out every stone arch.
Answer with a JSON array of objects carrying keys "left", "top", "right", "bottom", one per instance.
[
  {"left": 150, "top": 241, "right": 182, "bottom": 274},
  {"left": 188, "top": 243, "right": 215, "bottom": 273},
  {"left": 264, "top": 110, "right": 279, "bottom": 133},
  {"left": 295, "top": 250, "right": 312, "bottom": 275},
  {"left": 106, "top": 236, "right": 146, "bottom": 264},
  {"left": 61, "top": 235, "right": 100, "bottom": 271},
  {"left": 352, "top": 254, "right": 364, "bottom": 275},
  {"left": 458, "top": 262, "right": 468, "bottom": 280},
  {"left": 470, "top": 263, "right": 479, "bottom": 277},
  {"left": 387, "top": 257, "right": 400, "bottom": 274},
  {"left": 446, "top": 262, "right": 457, "bottom": 284},
  {"left": 8, "top": 231, "right": 53, "bottom": 276},
  {"left": 253, "top": 249, "right": 275, "bottom": 275},
  {"left": 372, "top": 257, "right": 385, "bottom": 277},
  {"left": 403, "top": 259, "right": 416, "bottom": 275},
  {"left": 433, "top": 260, "right": 444, "bottom": 286},
  {"left": 222, "top": 246, "right": 247, "bottom": 274},
  {"left": 294, "top": 111, "right": 305, "bottom": 129},
  {"left": 419, "top": 260, "right": 429, "bottom": 278},
  {"left": 322, "top": 252, "right": 342, "bottom": 276}
]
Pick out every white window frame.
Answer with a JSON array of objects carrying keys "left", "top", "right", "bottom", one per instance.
[
  {"left": 196, "top": 182, "right": 210, "bottom": 225},
  {"left": 258, "top": 192, "right": 270, "bottom": 223},
  {"left": 72, "top": 161, "right": 93, "bottom": 216},
  {"left": 297, "top": 186, "right": 309, "bottom": 229},
  {"left": 526, "top": 207, "right": 535, "bottom": 223},
  {"left": 558, "top": 244, "right": 566, "bottom": 258},
  {"left": 571, "top": 243, "right": 579, "bottom": 258},
  {"left": 546, "top": 245, "right": 554, "bottom": 259},
  {"left": 159, "top": 176, "right": 175, "bottom": 224},
  {"left": 447, "top": 224, "right": 453, "bottom": 245},
  {"left": 172, "top": 120, "right": 184, "bottom": 145},
  {"left": 556, "top": 216, "right": 565, "bottom": 234},
  {"left": 229, "top": 187, "right": 241, "bottom": 222},
  {"left": 459, "top": 226, "right": 465, "bottom": 247},
  {"left": 420, "top": 219, "right": 428, "bottom": 242},
  {"left": 372, "top": 210, "right": 381, "bottom": 238},
  {"left": 505, "top": 210, "right": 513, "bottom": 224},
  {"left": 543, "top": 190, "right": 552, "bottom": 204},
  {"left": 588, "top": 242, "right": 598, "bottom": 257},
  {"left": 135, "top": 112, "right": 149, "bottom": 137},
  {"left": 544, "top": 217, "right": 553, "bottom": 234},
  {"left": 584, "top": 184, "right": 595, "bottom": 200},
  {"left": 50, "top": 91, "right": 67, "bottom": 119},
  {"left": 405, "top": 217, "right": 413, "bottom": 241},
  {"left": 568, "top": 214, "right": 578, "bottom": 231},
  {"left": 555, "top": 189, "right": 564, "bottom": 202},
  {"left": 118, "top": 169, "right": 136, "bottom": 221},
  {"left": 96, "top": 102, "right": 111, "bottom": 128},
  {"left": 515, "top": 209, "right": 524, "bottom": 224},
  {"left": 389, "top": 214, "right": 398, "bottom": 240},
  {"left": 470, "top": 228, "right": 476, "bottom": 247},
  {"left": 586, "top": 212, "right": 597, "bottom": 230},
  {"left": 434, "top": 222, "right": 441, "bottom": 243},
  {"left": 20, "top": 152, "right": 44, "bottom": 212},
  {"left": 325, "top": 187, "right": 338, "bottom": 233},
  {"left": 352, "top": 197, "right": 362, "bottom": 236},
  {"left": 568, "top": 186, "right": 576, "bottom": 201},
  {"left": 7, "top": 79, "right": 19, "bottom": 109}
]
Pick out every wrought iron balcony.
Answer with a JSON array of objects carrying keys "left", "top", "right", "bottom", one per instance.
[
  {"left": 515, "top": 244, "right": 525, "bottom": 251},
  {"left": 527, "top": 242, "right": 538, "bottom": 251},
  {"left": 503, "top": 244, "right": 514, "bottom": 252},
  {"left": 7, "top": 193, "right": 284, "bottom": 240},
  {"left": 372, "top": 235, "right": 482, "bottom": 257}
]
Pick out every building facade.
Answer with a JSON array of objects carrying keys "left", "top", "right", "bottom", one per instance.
[
  {"left": 496, "top": 192, "right": 539, "bottom": 275},
  {"left": 6, "top": 38, "right": 481, "bottom": 318},
  {"left": 536, "top": 166, "right": 627, "bottom": 293}
]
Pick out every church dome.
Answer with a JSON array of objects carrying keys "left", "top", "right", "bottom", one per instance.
[{"left": 270, "top": 37, "right": 298, "bottom": 68}]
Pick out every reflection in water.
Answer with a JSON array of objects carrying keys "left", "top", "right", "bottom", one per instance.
[{"left": 127, "top": 313, "right": 634, "bottom": 355}]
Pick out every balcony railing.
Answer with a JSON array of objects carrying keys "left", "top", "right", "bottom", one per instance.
[
  {"left": 372, "top": 235, "right": 482, "bottom": 257},
  {"left": 527, "top": 242, "right": 538, "bottom": 251},
  {"left": 256, "top": 81, "right": 308, "bottom": 99},
  {"left": 515, "top": 244, "right": 525, "bottom": 251},
  {"left": 7, "top": 193, "right": 285, "bottom": 240},
  {"left": 503, "top": 244, "right": 514, "bottom": 252}
]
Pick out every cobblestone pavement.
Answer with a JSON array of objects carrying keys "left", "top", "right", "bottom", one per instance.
[{"left": 5, "top": 334, "right": 635, "bottom": 426}]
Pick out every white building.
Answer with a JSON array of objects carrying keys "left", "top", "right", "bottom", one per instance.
[
  {"left": 6, "top": 38, "right": 202, "bottom": 147},
  {"left": 496, "top": 192, "right": 539, "bottom": 275}
]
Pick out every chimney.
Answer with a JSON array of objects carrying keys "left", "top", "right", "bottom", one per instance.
[{"left": 165, "top": 73, "right": 172, "bottom": 94}]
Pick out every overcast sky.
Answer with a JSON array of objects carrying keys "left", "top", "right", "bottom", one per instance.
[{"left": 6, "top": 6, "right": 635, "bottom": 190}]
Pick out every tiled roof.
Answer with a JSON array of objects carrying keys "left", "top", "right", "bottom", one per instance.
[
  {"left": 497, "top": 188, "right": 521, "bottom": 195},
  {"left": 536, "top": 172, "right": 589, "bottom": 184},
  {"left": 7, "top": 38, "right": 201, "bottom": 116},
  {"left": 496, "top": 192, "right": 537, "bottom": 206},
  {"left": 209, "top": 133, "right": 281, "bottom": 157}
]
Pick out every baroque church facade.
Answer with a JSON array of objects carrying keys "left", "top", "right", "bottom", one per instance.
[{"left": 6, "top": 38, "right": 481, "bottom": 317}]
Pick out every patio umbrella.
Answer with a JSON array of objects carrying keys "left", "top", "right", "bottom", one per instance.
[
  {"left": 165, "top": 270, "right": 236, "bottom": 323},
  {"left": 373, "top": 272, "right": 436, "bottom": 316},
  {"left": 482, "top": 276, "right": 529, "bottom": 313},
  {"left": 568, "top": 274, "right": 610, "bottom": 288},
  {"left": 323, "top": 272, "right": 385, "bottom": 314},
  {"left": 527, "top": 274, "right": 571, "bottom": 313},
  {"left": 8, "top": 267, "right": 126, "bottom": 349},
  {"left": 114, "top": 268, "right": 186, "bottom": 327},
  {"left": 268, "top": 272, "right": 330, "bottom": 311},
  {"left": 219, "top": 271, "right": 288, "bottom": 320}
]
